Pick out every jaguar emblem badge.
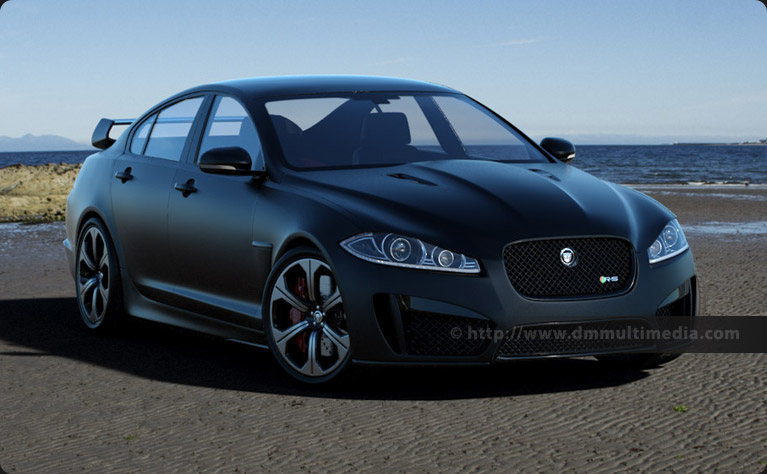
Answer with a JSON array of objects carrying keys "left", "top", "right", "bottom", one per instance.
[{"left": 560, "top": 248, "right": 577, "bottom": 267}]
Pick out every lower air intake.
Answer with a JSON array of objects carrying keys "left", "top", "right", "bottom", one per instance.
[
  {"left": 401, "top": 310, "right": 491, "bottom": 357},
  {"left": 496, "top": 319, "right": 651, "bottom": 359}
]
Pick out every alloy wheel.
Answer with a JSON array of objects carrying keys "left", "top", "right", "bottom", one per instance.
[
  {"left": 77, "top": 226, "right": 112, "bottom": 328},
  {"left": 268, "top": 257, "right": 350, "bottom": 379}
]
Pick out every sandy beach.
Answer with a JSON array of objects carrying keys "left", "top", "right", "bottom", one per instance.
[{"left": 0, "top": 180, "right": 766, "bottom": 472}]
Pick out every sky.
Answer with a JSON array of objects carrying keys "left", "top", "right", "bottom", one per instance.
[{"left": 0, "top": 0, "right": 766, "bottom": 145}]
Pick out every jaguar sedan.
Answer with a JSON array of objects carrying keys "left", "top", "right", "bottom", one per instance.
[{"left": 65, "top": 75, "right": 697, "bottom": 383}]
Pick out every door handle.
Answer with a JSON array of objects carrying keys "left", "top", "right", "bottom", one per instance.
[
  {"left": 114, "top": 168, "right": 133, "bottom": 183},
  {"left": 174, "top": 179, "right": 197, "bottom": 197}
]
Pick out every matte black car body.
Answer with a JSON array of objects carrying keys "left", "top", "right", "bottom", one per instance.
[{"left": 65, "top": 76, "right": 697, "bottom": 381}]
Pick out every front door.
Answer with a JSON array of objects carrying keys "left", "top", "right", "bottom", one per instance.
[{"left": 167, "top": 96, "right": 271, "bottom": 327}]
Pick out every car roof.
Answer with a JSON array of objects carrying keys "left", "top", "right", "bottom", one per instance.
[{"left": 179, "top": 75, "right": 460, "bottom": 99}]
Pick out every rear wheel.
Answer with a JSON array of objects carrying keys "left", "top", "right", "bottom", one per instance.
[
  {"left": 75, "top": 218, "right": 123, "bottom": 331},
  {"left": 263, "top": 248, "right": 351, "bottom": 383}
]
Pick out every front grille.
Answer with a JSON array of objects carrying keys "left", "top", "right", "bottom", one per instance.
[
  {"left": 496, "top": 319, "right": 651, "bottom": 359},
  {"left": 401, "top": 310, "right": 491, "bottom": 357},
  {"left": 503, "top": 238, "right": 634, "bottom": 298}
]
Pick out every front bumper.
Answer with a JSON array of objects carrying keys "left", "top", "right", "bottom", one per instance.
[{"left": 327, "top": 244, "right": 697, "bottom": 365}]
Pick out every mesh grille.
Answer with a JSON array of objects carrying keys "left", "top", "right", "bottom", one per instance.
[
  {"left": 503, "top": 238, "right": 634, "bottom": 298},
  {"left": 656, "top": 301, "right": 680, "bottom": 317},
  {"left": 656, "top": 278, "right": 696, "bottom": 317},
  {"left": 655, "top": 281, "right": 696, "bottom": 343},
  {"left": 401, "top": 310, "right": 491, "bottom": 357},
  {"left": 656, "top": 295, "right": 690, "bottom": 317},
  {"left": 497, "top": 320, "right": 651, "bottom": 358}
]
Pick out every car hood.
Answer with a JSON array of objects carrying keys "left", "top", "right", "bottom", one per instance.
[{"left": 286, "top": 160, "right": 674, "bottom": 257}]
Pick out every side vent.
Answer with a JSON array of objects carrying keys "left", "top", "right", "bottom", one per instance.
[
  {"left": 373, "top": 294, "right": 403, "bottom": 353},
  {"left": 388, "top": 173, "right": 437, "bottom": 186}
]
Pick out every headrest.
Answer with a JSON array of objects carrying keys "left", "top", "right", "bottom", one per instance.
[
  {"left": 269, "top": 115, "right": 302, "bottom": 137},
  {"left": 360, "top": 113, "right": 411, "bottom": 147}
]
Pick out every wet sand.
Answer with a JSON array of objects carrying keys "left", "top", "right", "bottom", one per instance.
[{"left": 0, "top": 187, "right": 765, "bottom": 472}]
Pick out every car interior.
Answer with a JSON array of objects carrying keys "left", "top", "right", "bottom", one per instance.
[{"left": 267, "top": 96, "right": 536, "bottom": 170}]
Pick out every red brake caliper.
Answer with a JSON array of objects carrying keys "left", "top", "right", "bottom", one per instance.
[{"left": 289, "top": 277, "right": 308, "bottom": 353}]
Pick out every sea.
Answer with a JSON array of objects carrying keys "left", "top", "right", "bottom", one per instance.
[{"left": 1, "top": 145, "right": 766, "bottom": 185}]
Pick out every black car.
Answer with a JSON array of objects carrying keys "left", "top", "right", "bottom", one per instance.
[{"left": 65, "top": 75, "right": 697, "bottom": 383}]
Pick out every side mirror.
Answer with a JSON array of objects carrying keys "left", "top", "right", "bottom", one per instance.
[
  {"left": 540, "top": 137, "right": 576, "bottom": 163},
  {"left": 199, "top": 147, "right": 254, "bottom": 175}
]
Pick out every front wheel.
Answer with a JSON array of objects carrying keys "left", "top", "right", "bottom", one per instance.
[{"left": 263, "top": 248, "right": 351, "bottom": 383}]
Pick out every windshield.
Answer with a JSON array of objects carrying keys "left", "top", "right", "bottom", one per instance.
[{"left": 264, "top": 93, "right": 549, "bottom": 169}]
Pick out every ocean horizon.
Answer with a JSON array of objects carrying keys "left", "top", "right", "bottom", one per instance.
[{"left": 1, "top": 144, "right": 765, "bottom": 185}]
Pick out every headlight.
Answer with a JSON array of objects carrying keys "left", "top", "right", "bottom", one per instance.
[
  {"left": 340, "top": 233, "right": 480, "bottom": 274},
  {"left": 647, "top": 219, "right": 689, "bottom": 264}
]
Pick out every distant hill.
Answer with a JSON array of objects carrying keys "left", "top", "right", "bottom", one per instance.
[{"left": 0, "top": 134, "right": 91, "bottom": 152}]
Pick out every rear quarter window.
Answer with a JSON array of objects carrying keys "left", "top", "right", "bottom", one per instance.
[{"left": 129, "top": 115, "right": 156, "bottom": 155}]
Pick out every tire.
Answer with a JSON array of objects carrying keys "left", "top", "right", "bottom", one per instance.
[
  {"left": 75, "top": 217, "right": 124, "bottom": 332},
  {"left": 263, "top": 247, "right": 351, "bottom": 383},
  {"left": 596, "top": 352, "right": 681, "bottom": 369}
]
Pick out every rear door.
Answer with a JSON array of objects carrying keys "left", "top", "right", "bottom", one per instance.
[
  {"left": 167, "top": 95, "right": 271, "bottom": 327},
  {"left": 111, "top": 96, "right": 205, "bottom": 303}
]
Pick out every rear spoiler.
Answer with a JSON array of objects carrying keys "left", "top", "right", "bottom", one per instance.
[{"left": 92, "top": 118, "right": 135, "bottom": 150}]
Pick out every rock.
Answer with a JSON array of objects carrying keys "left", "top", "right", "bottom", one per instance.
[{"left": 0, "top": 163, "right": 82, "bottom": 222}]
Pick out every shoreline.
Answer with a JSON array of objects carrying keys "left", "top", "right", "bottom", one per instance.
[
  {"left": 672, "top": 143, "right": 767, "bottom": 146},
  {"left": 628, "top": 183, "right": 767, "bottom": 188},
  {"left": 1, "top": 162, "right": 766, "bottom": 223}
]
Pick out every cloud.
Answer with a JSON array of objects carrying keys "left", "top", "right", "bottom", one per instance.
[
  {"left": 374, "top": 57, "right": 415, "bottom": 66},
  {"left": 706, "top": 92, "right": 767, "bottom": 107},
  {"left": 683, "top": 92, "right": 767, "bottom": 111},
  {"left": 486, "top": 38, "right": 544, "bottom": 47}
]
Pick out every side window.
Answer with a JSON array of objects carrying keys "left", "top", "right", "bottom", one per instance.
[
  {"left": 129, "top": 114, "right": 156, "bottom": 155},
  {"left": 198, "top": 96, "right": 263, "bottom": 169},
  {"left": 143, "top": 97, "right": 204, "bottom": 161}
]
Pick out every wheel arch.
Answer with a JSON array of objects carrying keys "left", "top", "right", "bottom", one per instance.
[
  {"left": 274, "top": 233, "right": 326, "bottom": 263},
  {"left": 76, "top": 209, "right": 107, "bottom": 234},
  {"left": 76, "top": 208, "right": 117, "bottom": 245},
  {"left": 75, "top": 207, "right": 126, "bottom": 270}
]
